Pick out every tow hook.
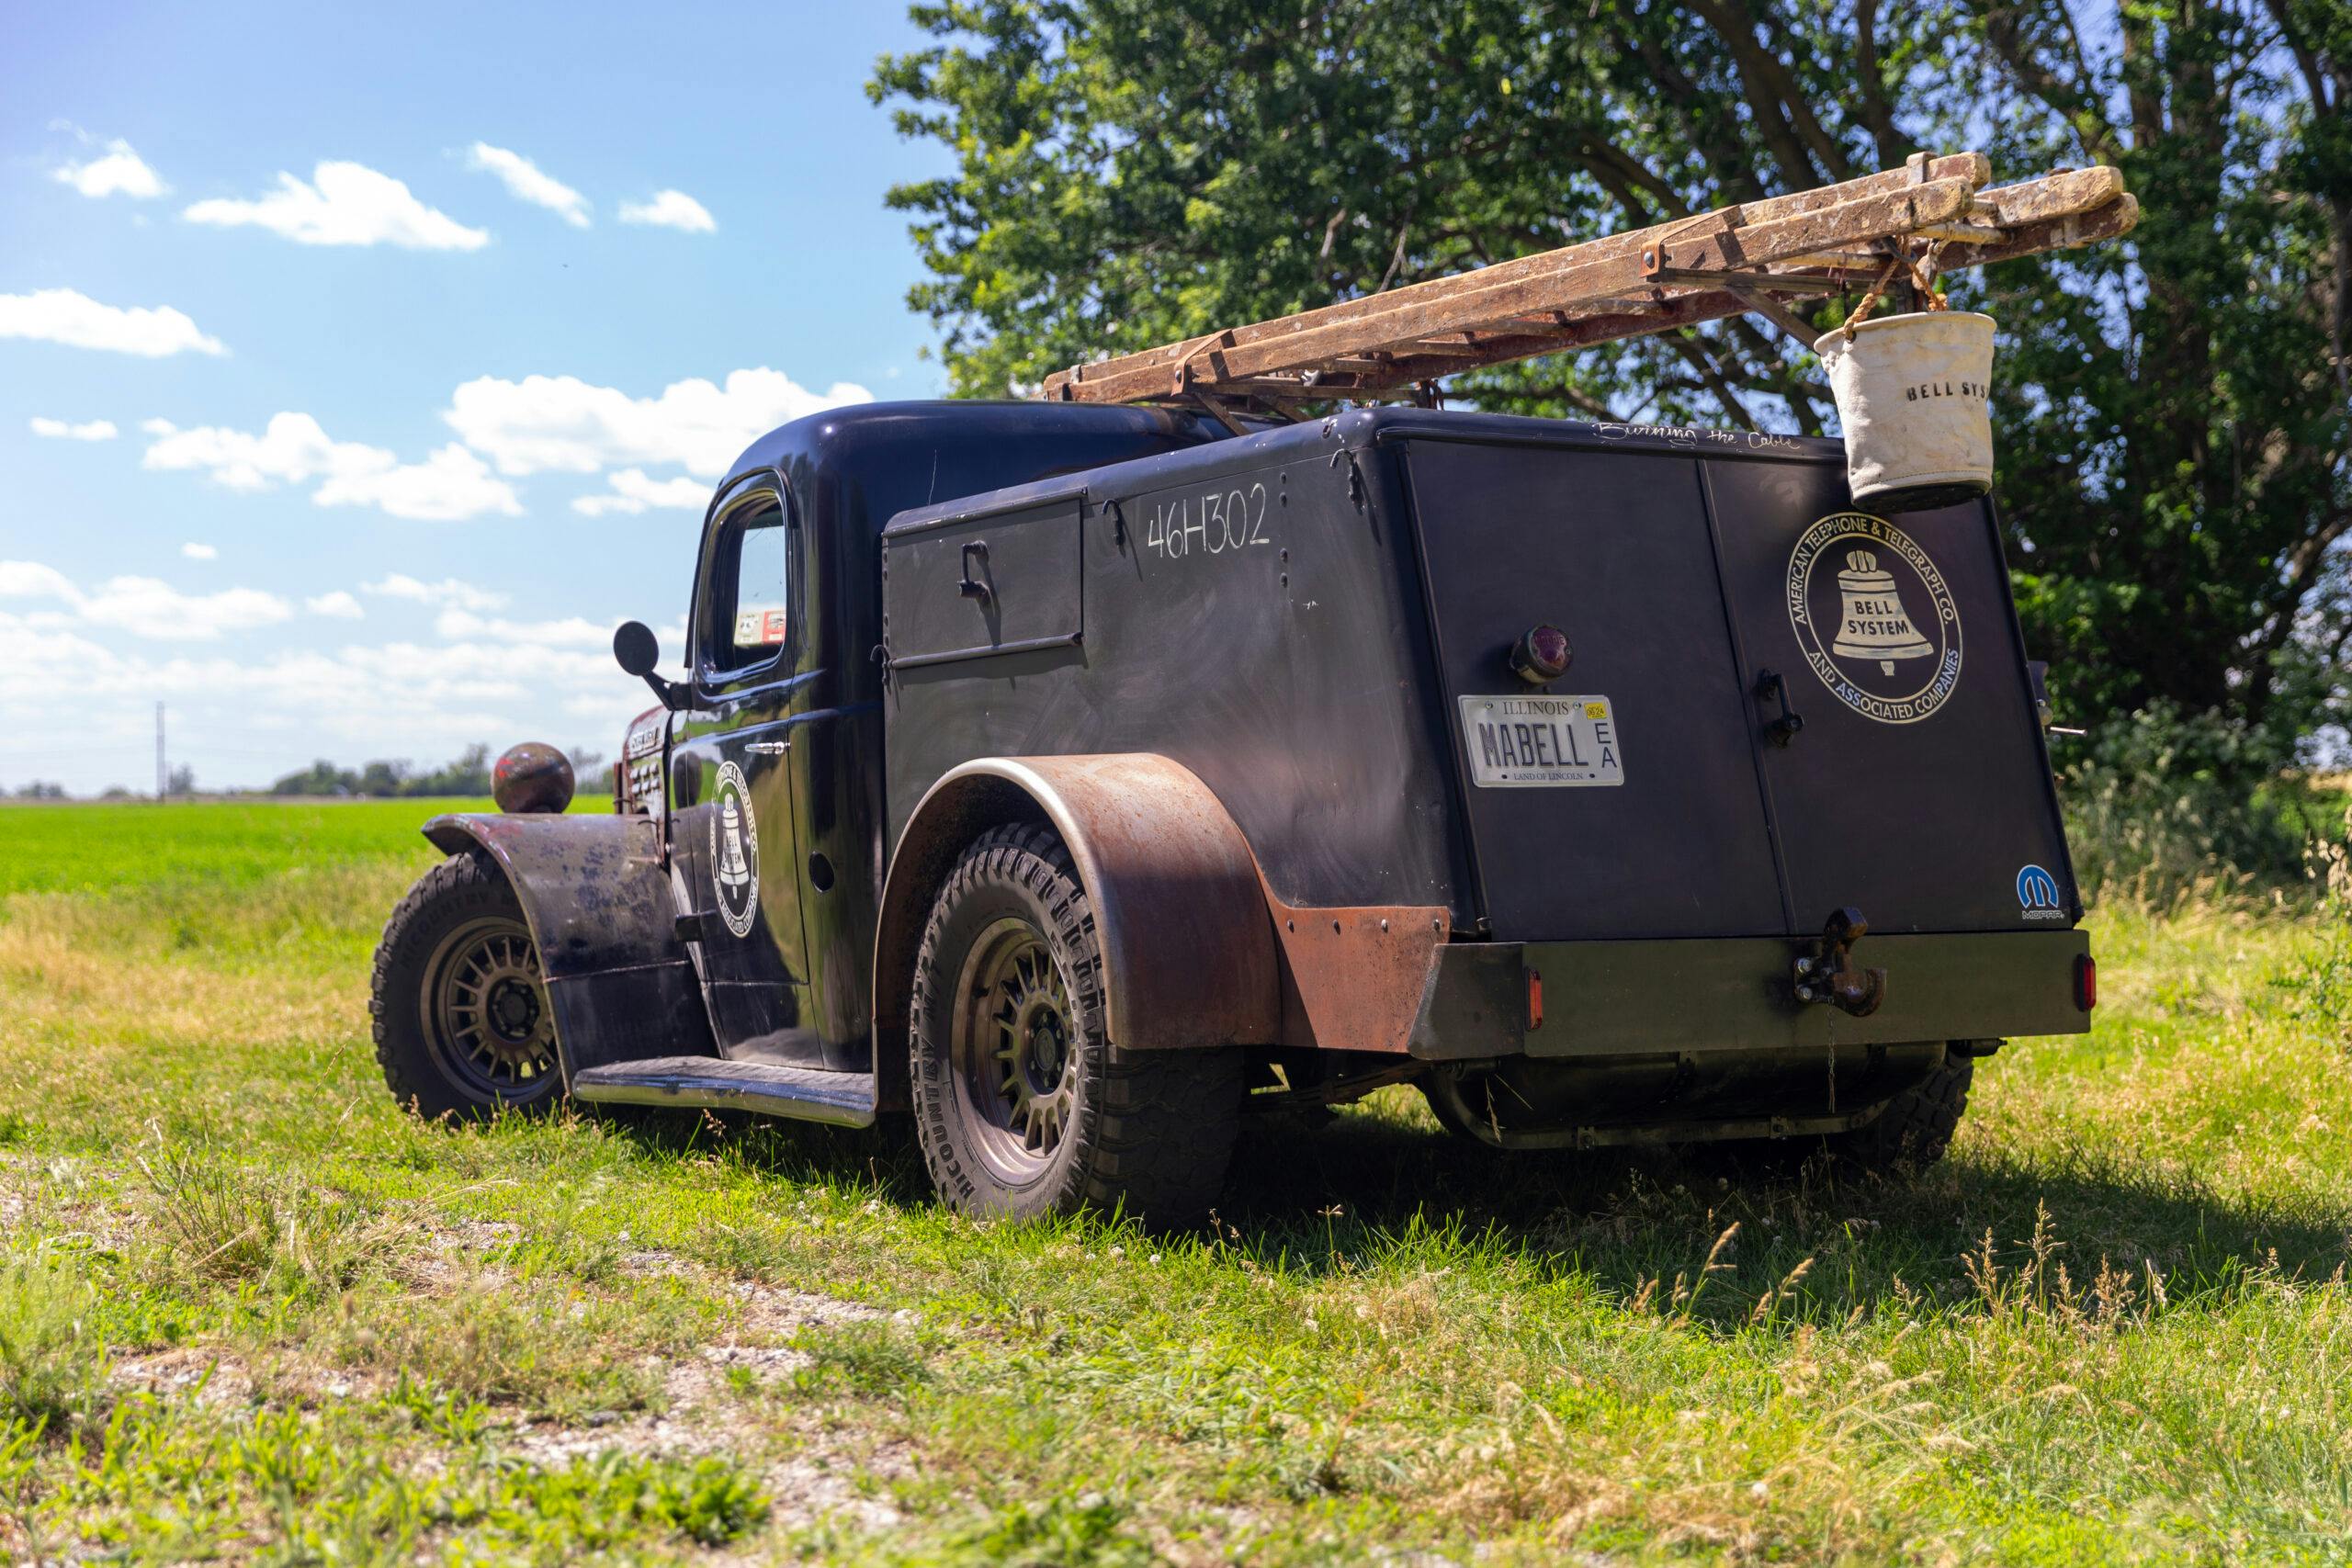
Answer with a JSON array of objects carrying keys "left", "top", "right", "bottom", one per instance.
[{"left": 1793, "top": 906, "right": 1886, "bottom": 1017}]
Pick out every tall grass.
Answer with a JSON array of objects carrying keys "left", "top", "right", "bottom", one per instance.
[{"left": 0, "top": 1252, "right": 107, "bottom": 1437}]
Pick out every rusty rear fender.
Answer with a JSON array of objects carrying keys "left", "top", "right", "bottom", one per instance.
[
  {"left": 422, "top": 813, "right": 715, "bottom": 1081},
  {"left": 872, "top": 756, "right": 1286, "bottom": 1057}
]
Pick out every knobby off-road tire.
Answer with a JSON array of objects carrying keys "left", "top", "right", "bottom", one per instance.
[
  {"left": 371, "top": 852, "right": 564, "bottom": 1121},
  {"left": 910, "top": 824, "right": 1243, "bottom": 1224},
  {"left": 1825, "top": 1054, "right": 1974, "bottom": 1173}
]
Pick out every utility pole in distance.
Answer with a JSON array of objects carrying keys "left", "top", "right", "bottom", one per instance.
[{"left": 156, "top": 703, "right": 165, "bottom": 801}]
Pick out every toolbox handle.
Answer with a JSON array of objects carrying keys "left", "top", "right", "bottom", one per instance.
[
  {"left": 957, "top": 541, "right": 993, "bottom": 604},
  {"left": 1755, "top": 669, "right": 1805, "bottom": 747}
]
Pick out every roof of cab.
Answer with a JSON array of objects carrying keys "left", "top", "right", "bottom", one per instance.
[{"left": 720, "top": 399, "right": 1240, "bottom": 497}]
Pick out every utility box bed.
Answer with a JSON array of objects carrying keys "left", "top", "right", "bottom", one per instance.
[{"left": 882, "top": 409, "right": 2079, "bottom": 947}]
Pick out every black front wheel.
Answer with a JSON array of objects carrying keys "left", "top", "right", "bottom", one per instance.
[{"left": 371, "top": 853, "right": 564, "bottom": 1120}]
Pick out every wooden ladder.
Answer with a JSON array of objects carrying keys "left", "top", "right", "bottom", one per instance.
[{"left": 1038, "top": 152, "right": 2135, "bottom": 412}]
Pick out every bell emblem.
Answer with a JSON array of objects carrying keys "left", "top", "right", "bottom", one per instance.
[
  {"left": 717, "top": 796, "right": 753, "bottom": 891},
  {"left": 1830, "top": 549, "right": 1933, "bottom": 675}
]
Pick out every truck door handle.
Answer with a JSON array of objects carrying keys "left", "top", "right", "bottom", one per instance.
[
  {"left": 1755, "top": 669, "right": 1804, "bottom": 747},
  {"left": 745, "top": 740, "right": 789, "bottom": 755}
]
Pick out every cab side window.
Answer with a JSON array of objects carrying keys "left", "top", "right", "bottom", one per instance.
[{"left": 701, "top": 498, "right": 792, "bottom": 679}]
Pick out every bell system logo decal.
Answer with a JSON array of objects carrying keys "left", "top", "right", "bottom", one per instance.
[
  {"left": 2016, "top": 863, "right": 2065, "bottom": 920},
  {"left": 709, "top": 761, "right": 761, "bottom": 938},
  {"left": 1787, "top": 513, "right": 1962, "bottom": 724}
]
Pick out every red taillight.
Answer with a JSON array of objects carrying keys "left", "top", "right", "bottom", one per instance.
[
  {"left": 1527, "top": 968, "right": 1544, "bottom": 1031},
  {"left": 2075, "top": 953, "right": 2098, "bottom": 1011}
]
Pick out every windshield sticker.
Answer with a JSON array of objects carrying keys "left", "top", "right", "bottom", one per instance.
[
  {"left": 710, "top": 761, "right": 761, "bottom": 937},
  {"left": 2016, "top": 863, "right": 2066, "bottom": 920},
  {"left": 1787, "top": 512, "right": 1962, "bottom": 724},
  {"left": 732, "top": 606, "right": 789, "bottom": 648}
]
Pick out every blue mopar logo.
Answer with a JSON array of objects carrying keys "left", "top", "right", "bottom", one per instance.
[{"left": 2016, "top": 863, "right": 2064, "bottom": 916}]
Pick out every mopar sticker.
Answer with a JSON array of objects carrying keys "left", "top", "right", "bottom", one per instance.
[
  {"left": 1459, "top": 694, "right": 1624, "bottom": 787},
  {"left": 1787, "top": 513, "right": 1962, "bottom": 724},
  {"left": 709, "top": 761, "right": 762, "bottom": 938},
  {"left": 2016, "top": 863, "right": 2066, "bottom": 920}
]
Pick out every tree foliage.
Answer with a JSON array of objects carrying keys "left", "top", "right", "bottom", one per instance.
[
  {"left": 268, "top": 744, "right": 494, "bottom": 799},
  {"left": 872, "top": 1, "right": 2351, "bottom": 750}
]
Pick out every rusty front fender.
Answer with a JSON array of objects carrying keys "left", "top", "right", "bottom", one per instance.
[
  {"left": 872, "top": 755, "right": 1283, "bottom": 1056},
  {"left": 423, "top": 813, "right": 714, "bottom": 1080}
]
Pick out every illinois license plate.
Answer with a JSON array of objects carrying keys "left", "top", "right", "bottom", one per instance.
[{"left": 1458, "top": 694, "right": 1624, "bottom": 788}]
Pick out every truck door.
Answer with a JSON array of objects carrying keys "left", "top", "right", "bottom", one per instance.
[
  {"left": 1404, "top": 440, "right": 1792, "bottom": 941},
  {"left": 667, "top": 479, "right": 821, "bottom": 1065},
  {"left": 1702, "top": 459, "right": 2075, "bottom": 934}
]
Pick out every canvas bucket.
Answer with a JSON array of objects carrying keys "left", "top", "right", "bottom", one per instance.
[{"left": 1815, "top": 310, "right": 1996, "bottom": 513}]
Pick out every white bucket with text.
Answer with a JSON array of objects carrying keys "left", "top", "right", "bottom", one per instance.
[{"left": 1815, "top": 310, "right": 1996, "bottom": 512}]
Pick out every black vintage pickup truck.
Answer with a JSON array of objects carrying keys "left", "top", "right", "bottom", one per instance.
[{"left": 369, "top": 400, "right": 2092, "bottom": 1220}]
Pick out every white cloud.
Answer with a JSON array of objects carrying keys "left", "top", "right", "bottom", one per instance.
[
  {"left": 54, "top": 138, "right": 167, "bottom": 199},
  {"left": 0, "top": 608, "right": 639, "bottom": 778},
  {"left": 0, "top": 562, "right": 77, "bottom": 601},
  {"left": 364, "top": 574, "right": 509, "bottom": 613},
  {"left": 181, "top": 542, "right": 218, "bottom": 560},
  {"left": 432, "top": 607, "right": 616, "bottom": 646},
  {"left": 313, "top": 443, "right": 522, "bottom": 522},
  {"left": 571, "top": 468, "right": 709, "bottom": 516},
  {"left": 0, "top": 557, "right": 673, "bottom": 794},
  {"left": 29, "top": 416, "right": 119, "bottom": 441},
  {"left": 141, "top": 413, "right": 521, "bottom": 521},
  {"left": 464, "top": 142, "right": 589, "bottom": 228},
  {"left": 183, "top": 162, "right": 488, "bottom": 250},
  {"left": 0, "top": 289, "right": 225, "bottom": 356},
  {"left": 142, "top": 412, "right": 390, "bottom": 492},
  {"left": 617, "top": 189, "right": 714, "bottom": 232},
  {"left": 447, "top": 367, "right": 872, "bottom": 479},
  {"left": 0, "top": 560, "right": 291, "bottom": 641}
]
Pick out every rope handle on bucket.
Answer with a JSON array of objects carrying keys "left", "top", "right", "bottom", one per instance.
[{"left": 1837, "top": 242, "right": 1952, "bottom": 342}]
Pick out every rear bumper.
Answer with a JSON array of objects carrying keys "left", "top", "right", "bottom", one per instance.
[{"left": 1408, "top": 928, "right": 2092, "bottom": 1061}]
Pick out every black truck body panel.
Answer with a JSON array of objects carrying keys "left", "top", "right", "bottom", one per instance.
[
  {"left": 447, "top": 400, "right": 2091, "bottom": 1137},
  {"left": 881, "top": 417, "right": 1468, "bottom": 916},
  {"left": 879, "top": 407, "right": 2082, "bottom": 946}
]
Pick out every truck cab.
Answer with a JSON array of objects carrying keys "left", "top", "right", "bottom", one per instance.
[{"left": 370, "top": 400, "right": 2093, "bottom": 1222}]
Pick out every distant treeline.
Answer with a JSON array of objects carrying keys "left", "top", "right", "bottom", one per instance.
[
  {"left": 6, "top": 745, "right": 607, "bottom": 803},
  {"left": 269, "top": 745, "right": 498, "bottom": 798},
  {"left": 268, "top": 744, "right": 604, "bottom": 798}
]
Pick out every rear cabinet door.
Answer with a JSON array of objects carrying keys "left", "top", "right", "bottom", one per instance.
[
  {"left": 1702, "top": 460, "right": 2073, "bottom": 934},
  {"left": 1406, "top": 443, "right": 1788, "bottom": 941}
]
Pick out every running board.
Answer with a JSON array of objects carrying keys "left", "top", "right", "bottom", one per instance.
[{"left": 571, "top": 1057, "right": 876, "bottom": 1128}]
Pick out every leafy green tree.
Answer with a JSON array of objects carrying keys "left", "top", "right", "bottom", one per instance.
[{"left": 872, "top": 0, "right": 2349, "bottom": 749}]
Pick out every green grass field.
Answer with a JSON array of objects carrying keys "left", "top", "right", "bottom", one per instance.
[{"left": 3, "top": 800, "right": 2350, "bottom": 1562}]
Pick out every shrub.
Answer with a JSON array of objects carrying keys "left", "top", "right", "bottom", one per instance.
[{"left": 2056, "top": 705, "right": 2343, "bottom": 907}]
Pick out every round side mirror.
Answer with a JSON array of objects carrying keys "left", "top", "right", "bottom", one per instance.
[{"left": 613, "top": 620, "right": 661, "bottom": 678}]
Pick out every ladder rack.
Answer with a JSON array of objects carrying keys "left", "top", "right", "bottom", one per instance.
[{"left": 1038, "top": 152, "right": 2136, "bottom": 411}]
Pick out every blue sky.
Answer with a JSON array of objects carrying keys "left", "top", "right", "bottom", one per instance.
[{"left": 1, "top": 1, "right": 955, "bottom": 794}]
